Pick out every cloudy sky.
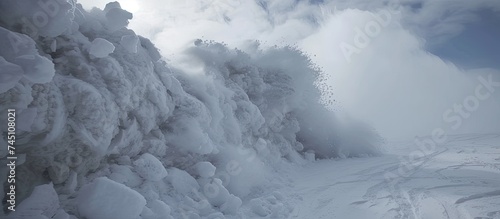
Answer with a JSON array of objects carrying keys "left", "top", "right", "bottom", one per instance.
[{"left": 78, "top": 0, "right": 500, "bottom": 140}]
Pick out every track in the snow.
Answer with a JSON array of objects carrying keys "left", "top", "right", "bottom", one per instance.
[{"left": 283, "top": 134, "right": 500, "bottom": 219}]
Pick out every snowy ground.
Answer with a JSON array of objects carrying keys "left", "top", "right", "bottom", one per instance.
[
  {"left": 279, "top": 133, "right": 500, "bottom": 219},
  {"left": 1, "top": 1, "right": 498, "bottom": 218}
]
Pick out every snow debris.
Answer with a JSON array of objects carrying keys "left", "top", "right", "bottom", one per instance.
[
  {"left": 133, "top": 153, "right": 168, "bottom": 181},
  {"left": 194, "top": 161, "right": 216, "bottom": 178},
  {"left": 103, "top": 2, "right": 133, "bottom": 32},
  {"left": 89, "top": 37, "right": 115, "bottom": 58},
  {"left": 167, "top": 168, "right": 200, "bottom": 195},
  {"left": 13, "top": 54, "right": 55, "bottom": 83},
  {"left": 0, "top": 1, "right": 382, "bottom": 218},
  {"left": 0, "top": 56, "right": 23, "bottom": 93},
  {"left": 0, "top": 0, "right": 76, "bottom": 37},
  {"left": 0, "top": 26, "right": 55, "bottom": 93},
  {"left": 121, "top": 34, "right": 139, "bottom": 53}
]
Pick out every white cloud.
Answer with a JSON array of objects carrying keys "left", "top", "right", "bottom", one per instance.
[
  {"left": 301, "top": 8, "right": 500, "bottom": 139},
  {"left": 76, "top": 0, "right": 500, "bottom": 139}
]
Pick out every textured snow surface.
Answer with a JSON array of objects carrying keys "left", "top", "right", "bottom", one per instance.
[
  {"left": 0, "top": 0, "right": 76, "bottom": 37},
  {"left": 0, "top": 56, "right": 23, "bottom": 93},
  {"left": 194, "top": 161, "right": 216, "bottom": 178},
  {"left": 0, "top": 26, "right": 56, "bottom": 92},
  {"left": 77, "top": 177, "right": 146, "bottom": 219},
  {"left": 133, "top": 153, "right": 168, "bottom": 181},
  {"left": 7, "top": 183, "right": 60, "bottom": 219},
  {"left": 89, "top": 38, "right": 115, "bottom": 58},
  {"left": 281, "top": 134, "right": 500, "bottom": 219},
  {"left": 0, "top": 0, "right": 382, "bottom": 218},
  {"left": 120, "top": 34, "right": 139, "bottom": 53}
]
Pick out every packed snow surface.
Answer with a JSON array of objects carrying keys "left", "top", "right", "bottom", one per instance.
[
  {"left": 77, "top": 177, "right": 147, "bottom": 219},
  {"left": 133, "top": 153, "right": 168, "bottom": 181},
  {"left": 281, "top": 134, "right": 500, "bottom": 219}
]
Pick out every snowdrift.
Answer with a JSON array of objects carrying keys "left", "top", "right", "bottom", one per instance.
[{"left": 0, "top": 1, "right": 381, "bottom": 218}]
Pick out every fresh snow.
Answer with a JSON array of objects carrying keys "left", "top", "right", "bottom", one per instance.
[
  {"left": 0, "top": 56, "right": 23, "bottom": 93},
  {"left": 89, "top": 38, "right": 115, "bottom": 58},
  {"left": 103, "top": 1, "right": 133, "bottom": 32},
  {"left": 7, "top": 183, "right": 60, "bottom": 218},
  {"left": 194, "top": 161, "right": 217, "bottom": 178},
  {"left": 133, "top": 153, "right": 168, "bottom": 182},
  {"left": 120, "top": 34, "right": 139, "bottom": 53},
  {"left": 280, "top": 134, "right": 500, "bottom": 219},
  {"left": 0, "top": 1, "right": 498, "bottom": 219},
  {"left": 0, "top": 26, "right": 55, "bottom": 88},
  {"left": 77, "top": 177, "right": 147, "bottom": 219}
]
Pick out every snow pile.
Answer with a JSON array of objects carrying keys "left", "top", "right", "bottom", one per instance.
[{"left": 0, "top": 1, "right": 381, "bottom": 218}]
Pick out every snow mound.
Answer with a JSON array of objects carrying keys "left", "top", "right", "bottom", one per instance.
[
  {"left": 0, "top": 1, "right": 381, "bottom": 218},
  {"left": 77, "top": 177, "right": 146, "bottom": 219}
]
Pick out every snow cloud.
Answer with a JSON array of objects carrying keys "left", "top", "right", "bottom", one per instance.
[{"left": 78, "top": 0, "right": 500, "bottom": 139}]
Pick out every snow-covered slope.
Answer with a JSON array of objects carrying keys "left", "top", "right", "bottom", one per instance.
[{"left": 0, "top": 1, "right": 381, "bottom": 218}]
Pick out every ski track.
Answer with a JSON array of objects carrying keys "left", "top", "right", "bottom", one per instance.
[{"left": 282, "top": 134, "right": 500, "bottom": 219}]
